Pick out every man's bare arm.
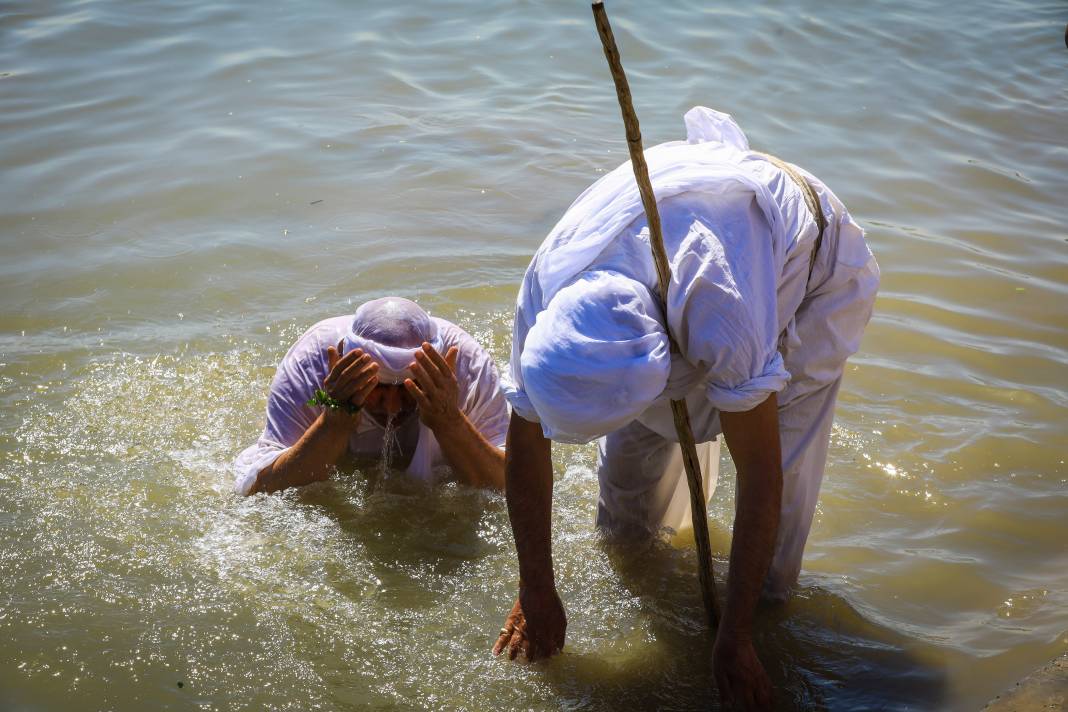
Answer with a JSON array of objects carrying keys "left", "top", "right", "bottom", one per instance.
[
  {"left": 432, "top": 414, "right": 505, "bottom": 489},
  {"left": 405, "top": 343, "right": 504, "bottom": 490},
  {"left": 492, "top": 411, "right": 566, "bottom": 661},
  {"left": 715, "top": 392, "right": 783, "bottom": 709},
  {"left": 250, "top": 341, "right": 378, "bottom": 495},
  {"left": 505, "top": 413, "right": 555, "bottom": 590},
  {"left": 251, "top": 410, "right": 359, "bottom": 494}
]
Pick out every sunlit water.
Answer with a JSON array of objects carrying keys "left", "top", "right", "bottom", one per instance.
[{"left": 1, "top": 0, "right": 1066, "bottom": 709}]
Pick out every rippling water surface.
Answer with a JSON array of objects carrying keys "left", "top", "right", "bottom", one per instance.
[{"left": 1, "top": 1, "right": 1066, "bottom": 709}]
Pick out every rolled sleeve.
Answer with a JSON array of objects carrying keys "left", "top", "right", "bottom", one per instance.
[
  {"left": 705, "top": 350, "right": 790, "bottom": 413},
  {"left": 502, "top": 264, "right": 544, "bottom": 426},
  {"left": 499, "top": 367, "right": 540, "bottom": 425},
  {"left": 232, "top": 438, "right": 287, "bottom": 495}
]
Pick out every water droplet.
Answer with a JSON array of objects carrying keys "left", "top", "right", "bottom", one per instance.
[{"left": 379, "top": 414, "right": 399, "bottom": 481}]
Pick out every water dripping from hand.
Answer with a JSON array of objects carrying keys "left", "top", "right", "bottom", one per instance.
[{"left": 378, "top": 414, "right": 399, "bottom": 483}]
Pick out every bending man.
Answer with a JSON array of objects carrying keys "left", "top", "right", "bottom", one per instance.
[
  {"left": 234, "top": 297, "right": 509, "bottom": 494},
  {"left": 493, "top": 108, "right": 879, "bottom": 707}
]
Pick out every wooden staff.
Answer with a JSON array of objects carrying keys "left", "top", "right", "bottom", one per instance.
[{"left": 591, "top": 0, "right": 721, "bottom": 628}]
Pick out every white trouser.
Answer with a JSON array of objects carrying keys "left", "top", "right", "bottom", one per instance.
[{"left": 596, "top": 421, "right": 720, "bottom": 540}]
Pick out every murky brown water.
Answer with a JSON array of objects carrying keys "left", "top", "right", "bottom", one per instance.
[{"left": 1, "top": 0, "right": 1066, "bottom": 709}]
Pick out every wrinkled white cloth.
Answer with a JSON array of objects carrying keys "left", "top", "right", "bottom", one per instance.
[
  {"left": 233, "top": 315, "right": 510, "bottom": 496},
  {"left": 344, "top": 299, "right": 445, "bottom": 385},
  {"left": 503, "top": 106, "right": 879, "bottom": 597}
]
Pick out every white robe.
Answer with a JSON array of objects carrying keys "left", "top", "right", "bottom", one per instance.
[
  {"left": 233, "top": 316, "right": 510, "bottom": 496},
  {"left": 503, "top": 107, "right": 880, "bottom": 597}
]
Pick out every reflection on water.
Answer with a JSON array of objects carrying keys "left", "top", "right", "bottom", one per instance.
[{"left": 2, "top": 0, "right": 1066, "bottom": 709}]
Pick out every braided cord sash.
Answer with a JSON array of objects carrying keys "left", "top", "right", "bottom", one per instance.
[{"left": 753, "top": 152, "right": 827, "bottom": 276}]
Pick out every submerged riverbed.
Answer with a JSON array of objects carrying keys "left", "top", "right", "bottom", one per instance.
[{"left": 1, "top": 0, "right": 1066, "bottom": 709}]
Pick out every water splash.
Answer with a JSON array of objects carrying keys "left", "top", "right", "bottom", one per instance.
[{"left": 379, "top": 414, "right": 399, "bottom": 480}]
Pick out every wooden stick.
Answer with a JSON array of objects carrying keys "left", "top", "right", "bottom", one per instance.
[{"left": 591, "top": 1, "right": 721, "bottom": 628}]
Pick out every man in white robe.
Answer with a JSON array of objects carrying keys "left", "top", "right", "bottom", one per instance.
[
  {"left": 492, "top": 107, "right": 879, "bottom": 708},
  {"left": 233, "top": 297, "right": 510, "bottom": 495}
]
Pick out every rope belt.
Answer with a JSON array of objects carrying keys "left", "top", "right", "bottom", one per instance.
[{"left": 753, "top": 152, "right": 827, "bottom": 277}]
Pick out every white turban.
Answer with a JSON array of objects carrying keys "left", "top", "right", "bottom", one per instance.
[
  {"left": 520, "top": 272, "right": 674, "bottom": 443},
  {"left": 344, "top": 297, "right": 444, "bottom": 384}
]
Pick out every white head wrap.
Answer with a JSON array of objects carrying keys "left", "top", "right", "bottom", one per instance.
[
  {"left": 344, "top": 297, "right": 443, "bottom": 384},
  {"left": 520, "top": 271, "right": 673, "bottom": 443}
]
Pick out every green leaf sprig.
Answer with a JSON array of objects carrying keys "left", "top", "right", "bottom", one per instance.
[{"left": 306, "top": 388, "right": 362, "bottom": 415}]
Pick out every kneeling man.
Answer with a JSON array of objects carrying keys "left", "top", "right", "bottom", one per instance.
[{"left": 234, "top": 297, "right": 509, "bottom": 494}]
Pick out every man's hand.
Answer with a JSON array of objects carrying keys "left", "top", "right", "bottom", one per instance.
[
  {"left": 713, "top": 629, "right": 772, "bottom": 710},
  {"left": 404, "top": 343, "right": 460, "bottom": 432},
  {"left": 492, "top": 583, "right": 566, "bottom": 662},
  {"left": 406, "top": 342, "right": 504, "bottom": 489},
  {"left": 323, "top": 339, "right": 378, "bottom": 424},
  {"left": 250, "top": 340, "right": 375, "bottom": 494},
  {"left": 716, "top": 393, "right": 782, "bottom": 710}
]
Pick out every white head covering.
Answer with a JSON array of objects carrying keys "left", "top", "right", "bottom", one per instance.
[
  {"left": 520, "top": 271, "right": 673, "bottom": 443},
  {"left": 344, "top": 297, "right": 444, "bottom": 384}
]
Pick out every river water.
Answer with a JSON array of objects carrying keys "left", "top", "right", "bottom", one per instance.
[{"left": 1, "top": 1, "right": 1066, "bottom": 709}]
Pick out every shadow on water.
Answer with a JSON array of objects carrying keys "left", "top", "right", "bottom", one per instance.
[{"left": 540, "top": 539, "right": 948, "bottom": 711}]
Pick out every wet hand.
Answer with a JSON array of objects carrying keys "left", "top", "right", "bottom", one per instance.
[
  {"left": 713, "top": 630, "right": 772, "bottom": 711},
  {"left": 404, "top": 343, "right": 460, "bottom": 433},
  {"left": 492, "top": 585, "right": 566, "bottom": 662},
  {"left": 322, "top": 339, "right": 378, "bottom": 423}
]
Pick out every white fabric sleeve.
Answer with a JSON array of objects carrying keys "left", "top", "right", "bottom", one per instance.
[
  {"left": 453, "top": 332, "right": 510, "bottom": 449},
  {"left": 667, "top": 194, "right": 790, "bottom": 413},
  {"left": 232, "top": 332, "right": 329, "bottom": 495},
  {"left": 500, "top": 260, "right": 544, "bottom": 424}
]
